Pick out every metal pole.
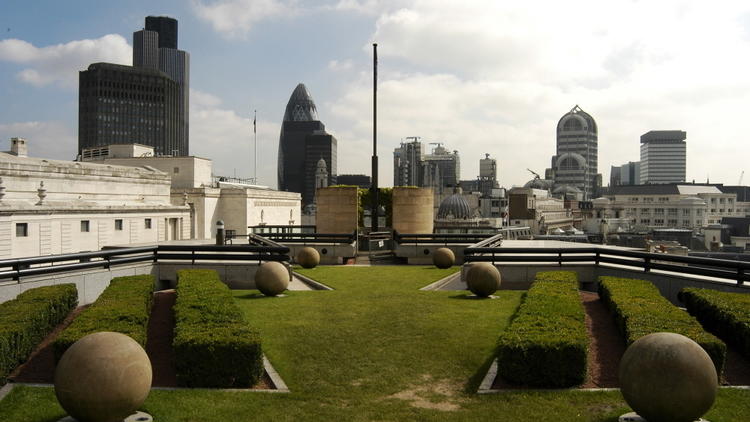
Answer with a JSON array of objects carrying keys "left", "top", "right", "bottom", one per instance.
[
  {"left": 371, "top": 43, "right": 379, "bottom": 232},
  {"left": 253, "top": 109, "right": 257, "bottom": 184}
]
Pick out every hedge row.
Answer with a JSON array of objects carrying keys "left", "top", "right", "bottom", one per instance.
[
  {"left": 0, "top": 284, "right": 78, "bottom": 383},
  {"left": 53, "top": 275, "right": 154, "bottom": 362},
  {"left": 173, "top": 269, "right": 263, "bottom": 388},
  {"left": 598, "top": 277, "right": 726, "bottom": 375},
  {"left": 497, "top": 271, "right": 588, "bottom": 387},
  {"left": 680, "top": 288, "right": 750, "bottom": 360}
]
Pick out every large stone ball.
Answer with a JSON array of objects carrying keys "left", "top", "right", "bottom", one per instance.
[
  {"left": 296, "top": 247, "right": 320, "bottom": 269},
  {"left": 54, "top": 332, "right": 152, "bottom": 422},
  {"left": 466, "top": 262, "right": 501, "bottom": 297},
  {"left": 433, "top": 248, "right": 455, "bottom": 269},
  {"left": 619, "top": 332, "right": 718, "bottom": 422},
  {"left": 255, "top": 261, "right": 289, "bottom": 296}
]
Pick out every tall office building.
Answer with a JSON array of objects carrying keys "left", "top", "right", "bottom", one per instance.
[
  {"left": 79, "top": 16, "right": 189, "bottom": 157},
  {"left": 277, "top": 83, "right": 337, "bottom": 205},
  {"left": 549, "top": 105, "right": 600, "bottom": 199},
  {"left": 393, "top": 138, "right": 423, "bottom": 186},
  {"left": 78, "top": 63, "right": 179, "bottom": 155},
  {"left": 640, "top": 130, "right": 687, "bottom": 184},
  {"left": 423, "top": 144, "right": 460, "bottom": 194},
  {"left": 610, "top": 161, "right": 641, "bottom": 186},
  {"left": 133, "top": 16, "right": 189, "bottom": 156}
]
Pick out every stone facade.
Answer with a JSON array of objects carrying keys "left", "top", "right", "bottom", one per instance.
[
  {"left": 392, "top": 187, "right": 434, "bottom": 234},
  {"left": 316, "top": 187, "right": 358, "bottom": 234}
]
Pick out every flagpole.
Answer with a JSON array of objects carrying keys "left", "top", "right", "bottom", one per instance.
[{"left": 253, "top": 109, "right": 257, "bottom": 184}]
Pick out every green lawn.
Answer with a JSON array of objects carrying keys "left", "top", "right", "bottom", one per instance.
[{"left": 2, "top": 266, "right": 750, "bottom": 421}]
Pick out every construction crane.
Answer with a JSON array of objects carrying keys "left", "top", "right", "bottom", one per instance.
[
  {"left": 404, "top": 136, "right": 421, "bottom": 142},
  {"left": 739, "top": 171, "right": 745, "bottom": 185},
  {"left": 527, "top": 168, "right": 541, "bottom": 180}
]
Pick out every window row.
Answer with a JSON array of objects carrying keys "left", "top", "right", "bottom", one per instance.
[{"left": 15, "top": 219, "right": 153, "bottom": 237}]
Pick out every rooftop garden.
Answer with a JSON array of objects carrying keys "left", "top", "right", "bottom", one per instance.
[{"left": 1, "top": 266, "right": 749, "bottom": 421}]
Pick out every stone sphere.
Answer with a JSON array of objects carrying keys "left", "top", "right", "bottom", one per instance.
[
  {"left": 433, "top": 248, "right": 455, "bottom": 269},
  {"left": 54, "top": 332, "right": 152, "bottom": 422},
  {"left": 255, "top": 261, "right": 289, "bottom": 296},
  {"left": 466, "top": 262, "right": 501, "bottom": 297},
  {"left": 619, "top": 332, "right": 718, "bottom": 422},
  {"left": 296, "top": 247, "right": 320, "bottom": 269}
]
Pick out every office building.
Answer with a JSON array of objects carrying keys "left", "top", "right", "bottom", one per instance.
[
  {"left": 640, "top": 130, "right": 687, "bottom": 184},
  {"left": 610, "top": 161, "right": 641, "bottom": 186},
  {"left": 336, "top": 174, "right": 371, "bottom": 188},
  {"left": 423, "top": 143, "right": 460, "bottom": 194},
  {"left": 133, "top": 16, "right": 190, "bottom": 156},
  {"left": 78, "top": 63, "right": 179, "bottom": 156},
  {"left": 393, "top": 138, "right": 423, "bottom": 187},
  {"left": 277, "top": 84, "right": 337, "bottom": 206},
  {"left": 548, "top": 105, "right": 601, "bottom": 199}
]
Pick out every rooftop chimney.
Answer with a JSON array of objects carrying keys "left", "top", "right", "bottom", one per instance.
[{"left": 10, "top": 138, "right": 28, "bottom": 157}]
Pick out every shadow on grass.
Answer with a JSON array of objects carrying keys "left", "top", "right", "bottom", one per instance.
[
  {"left": 447, "top": 293, "right": 499, "bottom": 300},
  {"left": 234, "top": 292, "right": 290, "bottom": 300},
  {"left": 465, "top": 352, "right": 497, "bottom": 393}
]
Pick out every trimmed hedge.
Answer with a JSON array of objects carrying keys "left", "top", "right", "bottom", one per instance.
[
  {"left": 497, "top": 271, "right": 588, "bottom": 387},
  {"left": 173, "top": 269, "right": 263, "bottom": 388},
  {"left": 53, "top": 275, "right": 154, "bottom": 362},
  {"left": 681, "top": 288, "right": 750, "bottom": 360},
  {"left": 0, "top": 284, "right": 78, "bottom": 383},
  {"left": 599, "top": 277, "right": 726, "bottom": 375}
]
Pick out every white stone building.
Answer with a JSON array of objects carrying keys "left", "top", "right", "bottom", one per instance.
[
  {"left": 0, "top": 139, "right": 191, "bottom": 258},
  {"left": 81, "top": 144, "right": 301, "bottom": 239},
  {"left": 591, "top": 184, "right": 749, "bottom": 231}
]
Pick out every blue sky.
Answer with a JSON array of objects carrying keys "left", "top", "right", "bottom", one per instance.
[{"left": 2, "top": 1, "right": 750, "bottom": 188}]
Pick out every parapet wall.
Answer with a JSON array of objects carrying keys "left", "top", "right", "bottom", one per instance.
[{"left": 392, "top": 187, "right": 433, "bottom": 234}]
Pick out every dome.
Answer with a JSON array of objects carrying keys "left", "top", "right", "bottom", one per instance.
[
  {"left": 556, "top": 105, "right": 597, "bottom": 135},
  {"left": 437, "top": 193, "right": 472, "bottom": 219},
  {"left": 553, "top": 185, "right": 583, "bottom": 195},
  {"left": 283, "top": 83, "right": 318, "bottom": 122},
  {"left": 555, "top": 152, "right": 587, "bottom": 171},
  {"left": 523, "top": 178, "right": 555, "bottom": 190}
]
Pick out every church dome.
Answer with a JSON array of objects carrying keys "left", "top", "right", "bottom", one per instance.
[
  {"left": 437, "top": 193, "right": 472, "bottom": 219},
  {"left": 523, "top": 178, "right": 554, "bottom": 190}
]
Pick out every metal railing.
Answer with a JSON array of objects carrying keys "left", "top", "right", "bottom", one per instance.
[
  {"left": 257, "top": 231, "right": 357, "bottom": 245},
  {"left": 463, "top": 244, "right": 750, "bottom": 286},
  {"left": 0, "top": 244, "right": 290, "bottom": 283},
  {"left": 249, "top": 225, "right": 316, "bottom": 234},
  {"left": 394, "top": 231, "right": 494, "bottom": 246}
]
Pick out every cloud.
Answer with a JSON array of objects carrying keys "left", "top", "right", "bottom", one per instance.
[
  {"left": 0, "top": 35, "right": 131, "bottom": 89},
  {"left": 323, "top": 0, "right": 750, "bottom": 187},
  {"left": 192, "top": 0, "right": 297, "bottom": 38},
  {"left": 0, "top": 121, "right": 77, "bottom": 161},
  {"left": 190, "top": 89, "right": 280, "bottom": 187},
  {"left": 328, "top": 59, "right": 354, "bottom": 71}
]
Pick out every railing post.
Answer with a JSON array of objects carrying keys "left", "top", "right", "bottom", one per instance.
[
  {"left": 595, "top": 250, "right": 600, "bottom": 266},
  {"left": 191, "top": 249, "right": 195, "bottom": 265},
  {"left": 558, "top": 251, "right": 562, "bottom": 266},
  {"left": 153, "top": 248, "right": 158, "bottom": 263},
  {"left": 738, "top": 267, "right": 744, "bottom": 286},
  {"left": 105, "top": 254, "right": 111, "bottom": 269},
  {"left": 13, "top": 261, "right": 20, "bottom": 282},
  {"left": 644, "top": 256, "right": 651, "bottom": 273}
]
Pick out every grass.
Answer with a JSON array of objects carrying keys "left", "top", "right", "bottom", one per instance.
[{"left": 2, "top": 265, "right": 750, "bottom": 421}]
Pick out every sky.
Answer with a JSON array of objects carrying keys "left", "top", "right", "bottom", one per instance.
[{"left": 2, "top": 0, "right": 750, "bottom": 189}]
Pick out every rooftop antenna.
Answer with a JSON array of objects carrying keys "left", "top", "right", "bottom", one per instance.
[{"left": 371, "top": 43, "right": 379, "bottom": 232}]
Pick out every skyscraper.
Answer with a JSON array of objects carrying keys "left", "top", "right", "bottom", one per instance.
[
  {"left": 640, "top": 130, "right": 687, "bottom": 184},
  {"left": 393, "top": 138, "right": 423, "bottom": 186},
  {"left": 549, "top": 105, "right": 601, "bottom": 199},
  {"left": 133, "top": 16, "right": 189, "bottom": 156},
  {"left": 277, "top": 84, "right": 337, "bottom": 205},
  {"left": 78, "top": 63, "right": 179, "bottom": 155},
  {"left": 79, "top": 16, "right": 189, "bottom": 157}
]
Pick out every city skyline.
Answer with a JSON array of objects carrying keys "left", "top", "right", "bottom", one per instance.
[{"left": 1, "top": 1, "right": 750, "bottom": 189}]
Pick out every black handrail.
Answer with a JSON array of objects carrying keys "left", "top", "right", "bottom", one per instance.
[
  {"left": 260, "top": 231, "right": 356, "bottom": 244},
  {"left": 394, "top": 231, "right": 494, "bottom": 245},
  {"left": 463, "top": 245, "right": 750, "bottom": 285},
  {"left": 0, "top": 243, "right": 290, "bottom": 283}
]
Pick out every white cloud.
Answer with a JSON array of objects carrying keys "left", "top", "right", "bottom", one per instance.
[
  {"left": 0, "top": 121, "right": 77, "bottom": 161},
  {"left": 323, "top": 0, "right": 750, "bottom": 187},
  {"left": 190, "top": 89, "right": 280, "bottom": 187},
  {"left": 328, "top": 59, "right": 354, "bottom": 71},
  {"left": 192, "top": 0, "right": 297, "bottom": 38},
  {"left": 0, "top": 35, "right": 131, "bottom": 89}
]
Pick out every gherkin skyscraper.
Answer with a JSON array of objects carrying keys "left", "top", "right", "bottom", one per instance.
[{"left": 277, "top": 84, "right": 337, "bottom": 206}]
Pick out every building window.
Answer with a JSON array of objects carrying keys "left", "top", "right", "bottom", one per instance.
[
  {"left": 682, "top": 209, "right": 690, "bottom": 216},
  {"left": 145, "top": 218, "right": 152, "bottom": 229},
  {"left": 654, "top": 208, "right": 664, "bottom": 215},
  {"left": 115, "top": 219, "right": 123, "bottom": 231},
  {"left": 15, "top": 223, "right": 28, "bottom": 237},
  {"left": 81, "top": 220, "right": 90, "bottom": 232},
  {"left": 683, "top": 220, "right": 690, "bottom": 226},
  {"left": 173, "top": 167, "right": 180, "bottom": 174}
]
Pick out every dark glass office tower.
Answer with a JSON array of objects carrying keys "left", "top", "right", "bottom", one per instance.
[
  {"left": 133, "top": 16, "right": 189, "bottom": 155},
  {"left": 278, "top": 84, "right": 337, "bottom": 205},
  {"left": 78, "top": 63, "right": 179, "bottom": 155}
]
